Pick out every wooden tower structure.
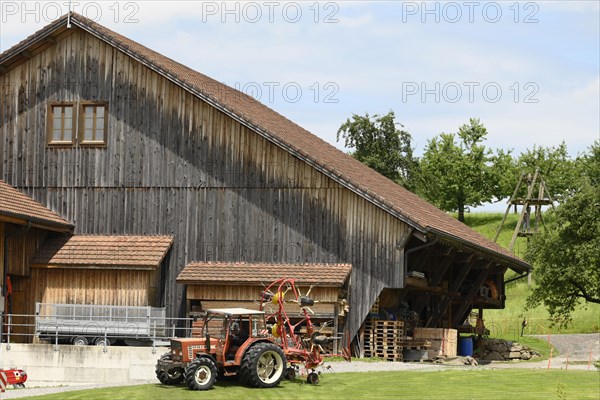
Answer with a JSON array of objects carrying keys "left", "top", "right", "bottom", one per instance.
[{"left": 494, "top": 168, "right": 556, "bottom": 252}]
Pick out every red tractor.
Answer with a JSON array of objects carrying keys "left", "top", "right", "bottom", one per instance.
[
  {"left": 156, "top": 307, "right": 287, "bottom": 390},
  {"left": 155, "top": 278, "right": 347, "bottom": 390}
]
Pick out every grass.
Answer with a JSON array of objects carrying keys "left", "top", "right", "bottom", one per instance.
[
  {"left": 23, "top": 370, "right": 600, "bottom": 399},
  {"left": 461, "top": 212, "right": 600, "bottom": 336}
]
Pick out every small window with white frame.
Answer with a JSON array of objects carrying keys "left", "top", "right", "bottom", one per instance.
[
  {"left": 79, "top": 102, "right": 108, "bottom": 146},
  {"left": 47, "top": 103, "right": 75, "bottom": 145}
]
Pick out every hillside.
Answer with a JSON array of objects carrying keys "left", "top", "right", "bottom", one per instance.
[{"left": 462, "top": 212, "right": 600, "bottom": 337}]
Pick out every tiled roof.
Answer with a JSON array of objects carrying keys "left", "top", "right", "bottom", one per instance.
[
  {"left": 31, "top": 235, "right": 174, "bottom": 269},
  {"left": 0, "top": 179, "right": 72, "bottom": 229},
  {"left": 177, "top": 262, "right": 352, "bottom": 286},
  {"left": 0, "top": 14, "right": 529, "bottom": 271}
]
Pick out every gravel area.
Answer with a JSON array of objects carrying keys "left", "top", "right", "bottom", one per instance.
[{"left": 532, "top": 333, "right": 600, "bottom": 359}]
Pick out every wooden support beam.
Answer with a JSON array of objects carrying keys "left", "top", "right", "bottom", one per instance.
[
  {"left": 494, "top": 172, "right": 525, "bottom": 242},
  {"left": 412, "top": 249, "right": 456, "bottom": 315},
  {"left": 451, "top": 261, "right": 492, "bottom": 327},
  {"left": 426, "top": 255, "right": 475, "bottom": 327}
]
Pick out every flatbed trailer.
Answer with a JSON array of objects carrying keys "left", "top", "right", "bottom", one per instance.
[{"left": 35, "top": 302, "right": 167, "bottom": 346}]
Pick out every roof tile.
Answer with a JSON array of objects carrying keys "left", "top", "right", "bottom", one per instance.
[
  {"left": 177, "top": 261, "right": 351, "bottom": 287},
  {"left": 31, "top": 235, "right": 174, "bottom": 269},
  {"left": 0, "top": 180, "right": 72, "bottom": 228}
]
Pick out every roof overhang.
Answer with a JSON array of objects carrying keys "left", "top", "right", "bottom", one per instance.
[{"left": 425, "top": 228, "right": 531, "bottom": 273}]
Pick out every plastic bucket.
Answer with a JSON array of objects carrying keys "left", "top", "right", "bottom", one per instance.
[{"left": 458, "top": 336, "right": 473, "bottom": 356}]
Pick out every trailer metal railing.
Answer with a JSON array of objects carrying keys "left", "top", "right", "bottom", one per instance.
[{"left": 1, "top": 309, "right": 204, "bottom": 354}]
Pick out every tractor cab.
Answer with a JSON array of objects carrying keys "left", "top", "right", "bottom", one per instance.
[{"left": 202, "top": 308, "right": 269, "bottom": 363}]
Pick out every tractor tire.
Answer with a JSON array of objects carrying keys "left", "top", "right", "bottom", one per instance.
[
  {"left": 184, "top": 357, "right": 217, "bottom": 391},
  {"left": 239, "top": 342, "right": 286, "bottom": 388},
  {"left": 155, "top": 353, "right": 184, "bottom": 385}
]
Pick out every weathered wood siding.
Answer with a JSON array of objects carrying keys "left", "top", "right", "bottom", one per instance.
[
  {"left": 28, "top": 268, "right": 152, "bottom": 306},
  {"left": 3, "top": 226, "right": 47, "bottom": 276},
  {"left": 187, "top": 284, "right": 339, "bottom": 303},
  {"left": 0, "top": 28, "right": 411, "bottom": 339}
]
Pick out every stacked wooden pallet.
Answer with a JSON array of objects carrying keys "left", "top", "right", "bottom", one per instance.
[{"left": 363, "top": 320, "right": 404, "bottom": 361}]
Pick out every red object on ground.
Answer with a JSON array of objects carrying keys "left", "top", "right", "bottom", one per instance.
[{"left": 1, "top": 369, "right": 28, "bottom": 386}]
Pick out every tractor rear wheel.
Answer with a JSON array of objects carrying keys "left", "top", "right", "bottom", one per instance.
[
  {"left": 239, "top": 342, "right": 286, "bottom": 388},
  {"left": 155, "top": 353, "right": 184, "bottom": 385},
  {"left": 184, "top": 357, "right": 217, "bottom": 390}
]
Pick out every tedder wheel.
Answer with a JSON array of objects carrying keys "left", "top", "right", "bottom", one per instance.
[
  {"left": 184, "top": 357, "right": 218, "bottom": 390},
  {"left": 156, "top": 353, "right": 184, "bottom": 385},
  {"left": 239, "top": 342, "right": 286, "bottom": 388},
  {"left": 72, "top": 336, "right": 89, "bottom": 346},
  {"left": 285, "top": 367, "right": 296, "bottom": 380},
  {"left": 307, "top": 372, "right": 319, "bottom": 385}
]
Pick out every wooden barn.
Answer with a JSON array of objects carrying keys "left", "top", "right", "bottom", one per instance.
[{"left": 0, "top": 13, "right": 529, "bottom": 349}]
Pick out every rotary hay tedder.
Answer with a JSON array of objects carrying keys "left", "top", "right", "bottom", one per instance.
[{"left": 155, "top": 277, "right": 349, "bottom": 390}]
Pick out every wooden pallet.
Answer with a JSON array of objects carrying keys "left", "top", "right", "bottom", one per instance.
[{"left": 362, "top": 319, "right": 405, "bottom": 361}]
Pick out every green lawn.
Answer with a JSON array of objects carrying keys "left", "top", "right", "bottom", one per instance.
[{"left": 23, "top": 370, "right": 600, "bottom": 399}]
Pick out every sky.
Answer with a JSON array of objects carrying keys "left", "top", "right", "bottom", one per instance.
[{"left": 1, "top": 1, "right": 599, "bottom": 210}]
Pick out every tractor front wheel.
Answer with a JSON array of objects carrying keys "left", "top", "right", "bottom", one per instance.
[
  {"left": 155, "top": 353, "right": 184, "bottom": 385},
  {"left": 184, "top": 357, "right": 217, "bottom": 390},
  {"left": 239, "top": 342, "right": 286, "bottom": 388}
]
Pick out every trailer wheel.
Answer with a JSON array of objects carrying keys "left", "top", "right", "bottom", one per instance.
[
  {"left": 184, "top": 357, "right": 217, "bottom": 390},
  {"left": 94, "top": 337, "right": 111, "bottom": 346},
  {"left": 72, "top": 336, "right": 89, "bottom": 346},
  {"left": 239, "top": 342, "right": 286, "bottom": 388}
]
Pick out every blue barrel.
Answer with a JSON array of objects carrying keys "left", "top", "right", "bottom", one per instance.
[{"left": 458, "top": 336, "right": 473, "bottom": 356}]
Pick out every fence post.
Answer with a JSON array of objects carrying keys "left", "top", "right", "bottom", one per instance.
[
  {"left": 151, "top": 320, "right": 157, "bottom": 355},
  {"left": 54, "top": 321, "right": 59, "bottom": 352},
  {"left": 103, "top": 327, "right": 108, "bottom": 353},
  {"left": 6, "top": 314, "right": 11, "bottom": 350}
]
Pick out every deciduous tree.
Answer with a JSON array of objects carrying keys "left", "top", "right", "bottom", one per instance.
[
  {"left": 419, "top": 118, "right": 513, "bottom": 222},
  {"left": 526, "top": 142, "right": 600, "bottom": 327},
  {"left": 337, "top": 111, "right": 418, "bottom": 191}
]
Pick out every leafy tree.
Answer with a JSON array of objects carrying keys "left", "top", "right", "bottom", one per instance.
[
  {"left": 513, "top": 142, "right": 579, "bottom": 201},
  {"left": 337, "top": 111, "right": 419, "bottom": 191},
  {"left": 419, "top": 118, "right": 513, "bottom": 222},
  {"left": 526, "top": 142, "right": 600, "bottom": 327}
]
